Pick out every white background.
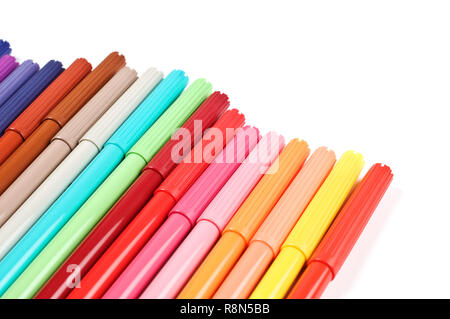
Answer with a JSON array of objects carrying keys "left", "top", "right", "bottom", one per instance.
[{"left": 1, "top": 0, "right": 448, "bottom": 298}]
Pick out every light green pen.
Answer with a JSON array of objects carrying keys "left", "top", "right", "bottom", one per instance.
[{"left": 2, "top": 79, "right": 212, "bottom": 298}]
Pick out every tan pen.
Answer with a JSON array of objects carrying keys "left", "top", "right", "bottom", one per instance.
[{"left": 0, "top": 67, "right": 137, "bottom": 226}]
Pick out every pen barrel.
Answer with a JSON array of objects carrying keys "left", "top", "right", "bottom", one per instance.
[
  {"left": 0, "top": 140, "right": 71, "bottom": 226},
  {"left": 287, "top": 261, "right": 333, "bottom": 299},
  {"left": 103, "top": 213, "right": 192, "bottom": 299},
  {"left": 213, "top": 241, "right": 274, "bottom": 299},
  {"left": 140, "top": 220, "right": 220, "bottom": 299},
  {"left": 0, "top": 120, "right": 60, "bottom": 195},
  {"left": 0, "top": 131, "right": 22, "bottom": 164},
  {"left": 178, "top": 231, "right": 247, "bottom": 299},
  {"left": 250, "top": 246, "right": 306, "bottom": 299}
]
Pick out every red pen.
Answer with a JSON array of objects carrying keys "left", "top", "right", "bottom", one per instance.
[
  {"left": 287, "top": 163, "right": 393, "bottom": 299},
  {"left": 35, "top": 92, "right": 229, "bottom": 299},
  {"left": 67, "top": 108, "right": 245, "bottom": 299}
]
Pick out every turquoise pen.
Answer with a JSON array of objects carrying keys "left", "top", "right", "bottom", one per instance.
[{"left": 0, "top": 70, "right": 188, "bottom": 295}]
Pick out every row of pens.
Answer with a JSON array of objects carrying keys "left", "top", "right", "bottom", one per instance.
[{"left": 0, "top": 40, "right": 393, "bottom": 299}]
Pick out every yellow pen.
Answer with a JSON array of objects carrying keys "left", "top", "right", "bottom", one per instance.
[{"left": 250, "top": 150, "right": 364, "bottom": 299}]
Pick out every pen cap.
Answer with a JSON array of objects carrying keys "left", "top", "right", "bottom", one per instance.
[
  {"left": 52, "top": 67, "right": 137, "bottom": 149},
  {"left": 224, "top": 139, "right": 310, "bottom": 242},
  {"left": 0, "top": 55, "right": 18, "bottom": 82},
  {"left": 0, "top": 60, "right": 39, "bottom": 107},
  {"left": 309, "top": 163, "right": 393, "bottom": 277},
  {"left": 7, "top": 58, "right": 91, "bottom": 139},
  {"left": 81, "top": 68, "right": 163, "bottom": 149},
  {"left": 106, "top": 70, "right": 188, "bottom": 153},
  {"left": 251, "top": 147, "right": 336, "bottom": 253},
  {"left": 169, "top": 126, "right": 259, "bottom": 226},
  {"left": 0, "top": 60, "right": 63, "bottom": 132},
  {"left": 0, "top": 40, "right": 11, "bottom": 57},
  {"left": 45, "top": 52, "right": 125, "bottom": 126},
  {"left": 144, "top": 91, "right": 230, "bottom": 179},
  {"left": 127, "top": 78, "right": 212, "bottom": 162},
  {"left": 282, "top": 151, "right": 364, "bottom": 259},
  {"left": 155, "top": 109, "right": 245, "bottom": 202},
  {"left": 198, "top": 132, "right": 285, "bottom": 230}
]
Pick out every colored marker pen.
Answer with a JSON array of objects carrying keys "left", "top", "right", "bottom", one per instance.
[
  {"left": 0, "top": 55, "right": 18, "bottom": 83},
  {"left": 213, "top": 147, "right": 336, "bottom": 299},
  {"left": 35, "top": 92, "right": 229, "bottom": 299},
  {"left": 0, "top": 67, "right": 137, "bottom": 225},
  {"left": 178, "top": 139, "right": 310, "bottom": 299},
  {"left": 250, "top": 151, "right": 364, "bottom": 299},
  {"left": 140, "top": 132, "right": 285, "bottom": 299},
  {"left": 0, "top": 59, "right": 91, "bottom": 165},
  {"left": 68, "top": 110, "right": 245, "bottom": 299},
  {"left": 287, "top": 164, "right": 393, "bottom": 299},
  {"left": 1, "top": 79, "right": 210, "bottom": 299},
  {"left": 0, "top": 53, "right": 125, "bottom": 196},
  {"left": 0, "top": 68, "right": 162, "bottom": 262},
  {"left": 104, "top": 126, "right": 259, "bottom": 299}
]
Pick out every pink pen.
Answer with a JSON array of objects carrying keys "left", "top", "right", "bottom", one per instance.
[
  {"left": 139, "top": 132, "right": 285, "bottom": 299},
  {"left": 103, "top": 126, "right": 259, "bottom": 299}
]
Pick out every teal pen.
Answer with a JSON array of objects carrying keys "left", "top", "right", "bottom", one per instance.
[{"left": 0, "top": 70, "right": 188, "bottom": 295}]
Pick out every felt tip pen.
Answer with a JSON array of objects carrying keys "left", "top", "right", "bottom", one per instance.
[
  {"left": 68, "top": 108, "right": 245, "bottom": 299},
  {"left": 0, "top": 60, "right": 39, "bottom": 108},
  {"left": 0, "top": 40, "right": 11, "bottom": 57},
  {"left": 0, "top": 53, "right": 127, "bottom": 296},
  {"left": 178, "top": 139, "right": 310, "bottom": 299},
  {"left": 0, "top": 67, "right": 137, "bottom": 226},
  {"left": 287, "top": 164, "right": 393, "bottom": 299},
  {"left": 0, "top": 52, "right": 125, "bottom": 197},
  {"left": 35, "top": 91, "right": 229, "bottom": 299},
  {"left": 212, "top": 147, "right": 336, "bottom": 299},
  {"left": 2, "top": 78, "right": 210, "bottom": 299},
  {"left": 140, "top": 132, "right": 285, "bottom": 299},
  {"left": 0, "top": 58, "right": 91, "bottom": 165},
  {"left": 0, "top": 68, "right": 162, "bottom": 263},
  {"left": 0, "top": 55, "right": 18, "bottom": 83},
  {"left": 250, "top": 151, "right": 364, "bottom": 299},
  {"left": 0, "top": 60, "right": 64, "bottom": 135},
  {"left": 104, "top": 126, "right": 259, "bottom": 299}
]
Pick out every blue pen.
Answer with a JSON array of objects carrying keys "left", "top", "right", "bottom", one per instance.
[
  {"left": 0, "top": 70, "right": 188, "bottom": 295},
  {"left": 0, "top": 60, "right": 40, "bottom": 107},
  {"left": 0, "top": 40, "right": 11, "bottom": 57},
  {"left": 0, "top": 60, "right": 63, "bottom": 133}
]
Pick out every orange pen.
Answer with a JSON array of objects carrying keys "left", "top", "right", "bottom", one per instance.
[
  {"left": 178, "top": 139, "right": 310, "bottom": 299},
  {"left": 212, "top": 147, "right": 336, "bottom": 299}
]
